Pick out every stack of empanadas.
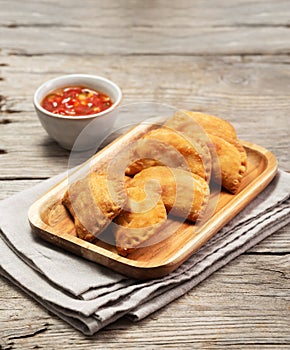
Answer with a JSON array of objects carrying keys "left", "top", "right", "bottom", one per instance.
[
  {"left": 62, "top": 111, "right": 247, "bottom": 257},
  {"left": 125, "top": 127, "right": 212, "bottom": 182},
  {"left": 165, "top": 111, "right": 247, "bottom": 193}
]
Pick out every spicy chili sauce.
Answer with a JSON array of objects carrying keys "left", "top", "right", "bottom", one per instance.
[{"left": 41, "top": 86, "right": 113, "bottom": 116}]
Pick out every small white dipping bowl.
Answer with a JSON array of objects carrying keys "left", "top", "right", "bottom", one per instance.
[{"left": 33, "top": 74, "right": 122, "bottom": 150}]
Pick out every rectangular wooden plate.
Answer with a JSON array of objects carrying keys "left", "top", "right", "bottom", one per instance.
[{"left": 28, "top": 123, "right": 278, "bottom": 279}]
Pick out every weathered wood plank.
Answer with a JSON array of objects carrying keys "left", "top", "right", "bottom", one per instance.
[
  {"left": 1, "top": 0, "right": 290, "bottom": 28},
  {"left": 1, "top": 54, "right": 290, "bottom": 102},
  {"left": 1, "top": 254, "right": 289, "bottom": 349},
  {"left": 1, "top": 26, "right": 289, "bottom": 57},
  {"left": 0, "top": 0, "right": 289, "bottom": 56},
  {"left": 0, "top": 180, "right": 43, "bottom": 200},
  {"left": 0, "top": 54, "right": 289, "bottom": 178}
]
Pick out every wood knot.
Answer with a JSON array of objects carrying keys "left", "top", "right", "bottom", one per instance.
[{"left": 0, "top": 118, "right": 12, "bottom": 124}]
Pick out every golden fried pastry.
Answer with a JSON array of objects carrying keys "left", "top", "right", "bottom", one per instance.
[
  {"left": 114, "top": 181, "right": 167, "bottom": 256},
  {"left": 166, "top": 111, "right": 247, "bottom": 193},
  {"left": 209, "top": 134, "right": 247, "bottom": 193},
  {"left": 63, "top": 172, "right": 126, "bottom": 242},
  {"left": 125, "top": 127, "right": 211, "bottom": 182},
  {"left": 129, "top": 166, "right": 210, "bottom": 222},
  {"left": 168, "top": 110, "right": 237, "bottom": 143}
]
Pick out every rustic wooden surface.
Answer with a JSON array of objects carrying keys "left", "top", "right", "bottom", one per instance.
[{"left": 0, "top": 0, "right": 289, "bottom": 349}]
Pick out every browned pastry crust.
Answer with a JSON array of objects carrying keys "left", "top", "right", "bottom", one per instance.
[
  {"left": 209, "top": 135, "right": 247, "bottom": 193},
  {"left": 62, "top": 111, "right": 247, "bottom": 257},
  {"left": 114, "top": 181, "right": 167, "bottom": 256},
  {"left": 129, "top": 166, "right": 210, "bottom": 222},
  {"left": 125, "top": 126, "right": 212, "bottom": 182},
  {"left": 166, "top": 111, "right": 247, "bottom": 193},
  {"left": 62, "top": 172, "right": 126, "bottom": 242},
  {"left": 171, "top": 110, "right": 237, "bottom": 142}
]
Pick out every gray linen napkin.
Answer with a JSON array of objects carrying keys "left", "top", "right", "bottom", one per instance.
[{"left": 0, "top": 170, "right": 289, "bottom": 335}]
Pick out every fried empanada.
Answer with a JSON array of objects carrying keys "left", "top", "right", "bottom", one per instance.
[
  {"left": 166, "top": 111, "right": 247, "bottom": 193},
  {"left": 125, "top": 127, "right": 211, "bottom": 182},
  {"left": 209, "top": 134, "right": 247, "bottom": 193},
  {"left": 114, "top": 181, "right": 167, "bottom": 256},
  {"left": 129, "top": 166, "right": 210, "bottom": 222},
  {"left": 62, "top": 172, "right": 126, "bottom": 242},
  {"left": 168, "top": 110, "right": 237, "bottom": 143}
]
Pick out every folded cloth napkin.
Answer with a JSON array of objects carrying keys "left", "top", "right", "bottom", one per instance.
[{"left": 0, "top": 170, "right": 289, "bottom": 335}]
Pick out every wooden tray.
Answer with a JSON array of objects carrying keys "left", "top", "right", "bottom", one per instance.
[{"left": 28, "top": 123, "right": 278, "bottom": 279}]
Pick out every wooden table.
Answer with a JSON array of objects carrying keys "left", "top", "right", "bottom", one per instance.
[{"left": 0, "top": 1, "right": 289, "bottom": 348}]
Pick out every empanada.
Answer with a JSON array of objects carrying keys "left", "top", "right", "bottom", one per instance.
[
  {"left": 63, "top": 172, "right": 126, "bottom": 242},
  {"left": 168, "top": 110, "right": 237, "bottom": 143},
  {"left": 129, "top": 166, "right": 210, "bottom": 222},
  {"left": 166, "top": 111, "right": 247, "bottom": 193},
  {"left": 125, "top": 127, "right": 211, "bottom": 182},
  {"left": 209, "top": 134, "right": 247, "bottom": 193},
  {"left": 114, "top": 181, "right": 167, "bottom": 256}
]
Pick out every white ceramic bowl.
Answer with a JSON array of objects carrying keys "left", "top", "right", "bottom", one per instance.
[{"left": 33, "top": 74, "right": 122, "bottom": 150}]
